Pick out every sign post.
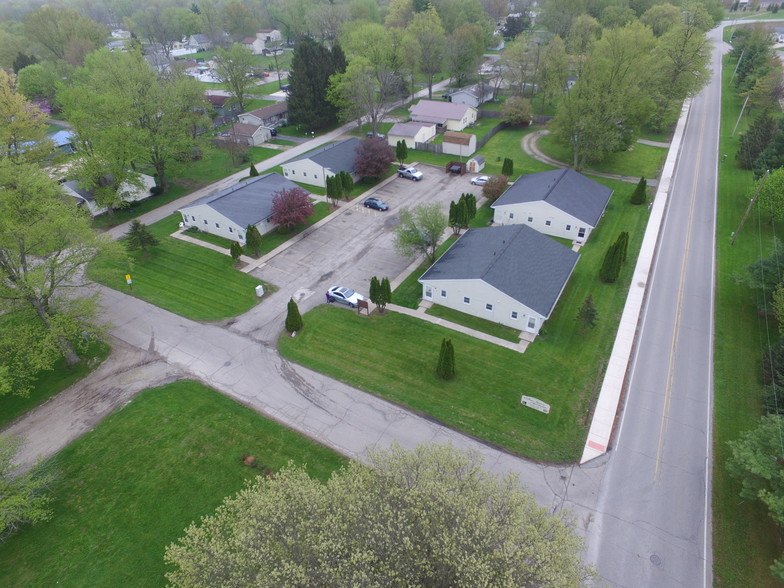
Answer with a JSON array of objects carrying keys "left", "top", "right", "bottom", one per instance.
[
  {"left": 125, "top": 274, "right": 132, "bottom": 289},
  {"left": 520, "top": 395, "right": 550, "bottom": 414}
]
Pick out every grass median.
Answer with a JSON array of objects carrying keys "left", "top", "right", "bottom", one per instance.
[{"left": 0, "top": 380, "right": 346, "bottom": 587}]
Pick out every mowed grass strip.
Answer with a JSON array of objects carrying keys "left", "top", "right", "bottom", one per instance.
[
  {"left": 712, "top": 54, "right": 781, "bottom": 588},
  {"left": 0, "top": 380, "right": 347, "bottom": 588},
  {"left": 90, "top": 214, "right": 264, "bottom": 321},
  {"left": 283, "top": 180, "right": 650, "bottom": 462},
  {"left": 425, "top": 304, "right": 521, "bottom": 342}
]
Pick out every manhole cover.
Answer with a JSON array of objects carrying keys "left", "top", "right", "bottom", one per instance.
[
  {"left": 224, "top": 361, "right": 232, "bottom": 367},
  {"left": 650, "top": 554, "right": 662, "bottom": 566}
]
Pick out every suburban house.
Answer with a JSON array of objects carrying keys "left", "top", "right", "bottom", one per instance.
[
  {"left": 241, "top": 36, "right": 266, "bottom": 55},
  {"left": 442, "top": 131, "right": 476, "bottom": 157},
  {"left": 188, "top": 34, "right": 213, "bottom": 51},
  {"left": 61, "top": 173, "right": 156, "bottom": 217},
  {"left": 206, "top": 94, "right": 240, "bottom": 118},
  {"left": 144, "top": 52, "right": 171, "bottom": 72},
  {"left": 178, "top": 172, "right": 305, "bottom": 244},
  {"left": 409, "top": 100, "right": 477, "bottom": 132},
  {"left": 105, "top": 40, "right": 127, "bottom": 52},
  {"left": 257, "top": 29, "right": 282, "bottom": 44},
  {"left": 230, "top": 123, "right": 271, "bottom": 146},
  {"left": 387, "top": 122, "right": 436, "bottom": 148},
  {"left": 467, "top": 154, "right": 485, "bottom": 173},
  {"left": 418, "top": 225, "right": 579, "bottom": 334},
  {"left": 48, "top": 130, "right": 75, "bottom": 154},
  {"left": 491, "top": 168, "right": 613, "bottom": 243},
  {"left": 238, "top": 102, "right": 288, "bottom": 127},
  {"left": 281, "top": 138, "right": 361, "bottom": 188},
  {"left": 447, "top": 83, "right": 494, "bottom": 109}
]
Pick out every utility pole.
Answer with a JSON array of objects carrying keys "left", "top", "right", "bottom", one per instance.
[{"left": 731, "top": 170, "right": 769, "bottom": 246}]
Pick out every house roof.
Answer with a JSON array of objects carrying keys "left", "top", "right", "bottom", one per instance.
[
  {"left": 388, "top": 121, "right": 433, "bottom": 137},
  {"left": 492, "top": 169, "right": 613, "bottom": 227},
  {"left": 191, "top": 34, "right": 210, "bottom": 44},
  {"left": 409, "top": 99, "right": 475, "bottom": 122},
  {"left": 233, "top": 123, "right": 265, "bottom": 137},
  {"left": 206, "top": 94, "right": 228, "bottom": 107},
  {"left": 452, "top": 84, "right": 492, "bottom": 99},
  {"left": 286, "top": 137, "right": 360, "bottom": 174},
  {"left": 443, "top": 131, "right": 472, "bottom": 145},
  {"left": 48, "top": 130, "right": 74, "bottom": 147},
  {"left": 244, "top": 102, "right": 288, "bottom": 120},
  {"left": 419, "top": 225, "right": 579, "bottom": 318},
  {"left": 242, "top": 37, "right": 257, "bottom": 44},
  {"left": 179, "top": 172, "right": 304, "bottom": 228},
  {"left": 469, "top": 154, "right": 485, "bottom": 164}
]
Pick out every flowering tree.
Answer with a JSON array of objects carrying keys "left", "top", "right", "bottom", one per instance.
[{"left": 270, "top": 187, "right": 314, "bottom": 231}]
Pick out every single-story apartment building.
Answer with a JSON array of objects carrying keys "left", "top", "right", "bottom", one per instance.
[
  {"left": 178, "top": 172, "right": 305, "bottom": 244},
  {"left": 447, "top": 83, "right": 494, "bottom": 109},
  {"left": 238, "top": 102, "right": 288, "bottom": 127},
  {"left": 61, "top": 172, "right": 156, "bottom": 217},
  {"left": 442, "top": 131, "right": 476, "bottom": 157},
  {"left": 409, "top": 99, "right": 477, "bottom": 132},
  {"left": 418, "top": 225, "right": 579, "bottom": 334},
  {"left": 281, "top": 137, "right": 361, "bottom": 188},
  {"left": 387, "top": 122, "right": 436, "bottom": 148},
  {"left": 491, "top": 168, "right": 613, "bottom": 243}
]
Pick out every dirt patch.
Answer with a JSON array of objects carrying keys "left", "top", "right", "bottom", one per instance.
[{"left": 4, "top": 337, "right": 185, "bottom": 471}]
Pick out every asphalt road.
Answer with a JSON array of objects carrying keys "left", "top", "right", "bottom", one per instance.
[{"left": 585, "top": 27, "right": 724, "bottom": 587}]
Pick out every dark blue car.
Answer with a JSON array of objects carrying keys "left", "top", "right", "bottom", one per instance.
[{"left": 363, "top": 197, "right": 389, "bottom": 211}]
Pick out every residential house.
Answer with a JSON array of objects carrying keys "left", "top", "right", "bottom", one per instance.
[
  {"left": 105, "top": 40, "right": 127, "bottom": 52},
  {"left": 418, "top": 225, "right": 579, "bottom": 334},
  {"left": 409, "top": 99, "right": 477, "bottom": 132},
  {"left": 144, "top": 52, "right": 171, "bottom": 72},
  {"left": 48, "top": 130, "right": 75, "bottom": 154},
  {"left": 178, "top": 172, "right": 304, "bottom": 244},
  {"left": 241, "top": 36, "right": 266, "bottom": 55},
  {"left": 230, "top": 123, "right": 271, "bottom": 146},
  {"left": 447, "top": 83, "right": 494, "bottom": 109},
  {"left": 257, "top": 29, "right": 282, "bottom": 44},
  {"left": 281, "top": 138, "right": 361, "bottom": 188},
  {"left": 442, "top": 131, "right": 476, "bottom": 157},
  {"left": 386, "top": 121, "right": 437, "bottom": 148},
  {"left": 61, "top": 173, "right": 156, "bottom": 217},
  {"left": 206, "top": 93, "right": 240, "bottom": 118},
  {"left": 238, "top": 102, "right": 288, "bottom": 128},
  {"left": 111, "top": 29, "right": 131, "bottom": 39},
  {"left": 467, "top": 154, "right": 485, "bottom": 173},
  {"left": 188, "top": 34, "right": 213, "bottom": 51},
  {"left": 491, "top": 168, "right": 613, "bottom": 243}
]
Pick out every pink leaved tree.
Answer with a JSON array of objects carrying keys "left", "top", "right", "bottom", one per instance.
[{"left": 270, "top": 187, "right": 314, "bottom": 231}]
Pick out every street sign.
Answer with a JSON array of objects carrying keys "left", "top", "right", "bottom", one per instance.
[
  {"left": 520, "top": 395, "right": 550, "bottom": 414},
  {"left": 125, "top": 274, "right": 132, "bottom": 287}
]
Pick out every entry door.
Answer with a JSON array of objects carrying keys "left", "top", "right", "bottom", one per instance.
[
  {"left": 526, "top": 316, "right": 537, "bottom": 333},
  {"left": 577, "top": 227, "right": 586, "bottom": 240},
  {"left": 424, "top": 285, "right": 433, "bottom": 301}
]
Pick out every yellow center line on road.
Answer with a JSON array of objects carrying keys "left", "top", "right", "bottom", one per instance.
[{"left": 653, "top": 101, "right": 708, "bottom": 484}]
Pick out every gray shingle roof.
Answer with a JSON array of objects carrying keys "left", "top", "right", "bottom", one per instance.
[
  {"left": 409, "top": 99, "right": 475, "bottom": 121},
  {"left": 179, "top": 172, "right": 306, "bottom": 227},
  {"left": 287, "top": 137, "right": 359, "bottom": 174},
  {"left": 492, "top": 169, "right": 612, "bottom": 227},
  {"left": 419, "top": 225, "right": 579, "bottom": 317},
  {"left": 388, "top": 122, "right": 432, "bottom": 137}
]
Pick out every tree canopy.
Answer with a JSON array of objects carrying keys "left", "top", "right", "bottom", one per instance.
[
  {"left": 270, "top": 186, "right": 314, "bottom": 230},
  {"left": 393, "top": 203, "right": 448, "bottom": 263},
  {"left": 213, "top": 43, "right": 256, "bottom": 113},
  {"left": 288, "top": 36, "right": 346, "bottom": 130},
  {"left": 165, "top": 444, "right": 593, "bottom": 587}
]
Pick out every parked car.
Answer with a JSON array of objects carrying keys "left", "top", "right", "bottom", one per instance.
[
  {"left": 398, "top": 166, "right": 423, "bottom": 181},
  {"left": 471, "top": 175, "right": 489, "bottom": 186},
  {"left": 363, "top": 197, "right": 389, "bottom": 211},
  {"left": 366, "top": 131, "right": 386, "bottom": 139},
  {"left": 326, "top": 286, "right": 365, "bottom": 308}
]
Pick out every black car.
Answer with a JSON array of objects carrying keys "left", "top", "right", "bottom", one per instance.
[{"left": 363, "top": 197, "right": 389, "bottom": 211}]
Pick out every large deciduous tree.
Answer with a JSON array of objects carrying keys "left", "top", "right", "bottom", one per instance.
[
  {"left": 354, "top": 137, "right": 394, "bottom": 178},
  {"left": 446, "top": 23, "right": 486, "bottom": 87},
  {"left": 0, "top": 434, "right": 55, "bottom": 542},
  {"left": 23, "top": 6, "right": 106, "bottom": 65},
  {"left": 0, "top": 162, "right": 120, "bottom": 369},
  {"left": 213, "top": 44, "right": 256, "bottom": 113},
  {"left": 270, "top": 187, "right": 314, "bottom": 231},
  {"left": 0, "top": 70, "right": 52, "bottom": 165},
  {"left": 165, "top": 443, "right": 593, "bottom": 586},
  {"left": 394, "top": 203, "right": 448, "bottom": 263},
  {"left": 405, "top": 6, "right": 446, "bottom": 99},
  {"left": 288, "top": 36, "right": 346, "bottom": 130}
]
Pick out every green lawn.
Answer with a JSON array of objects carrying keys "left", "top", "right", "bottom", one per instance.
[
  {"left": 284, "top": 178, "right": 649, "bottom": 462},
  {"left": 712, "top": 54, "right": 782, "bottom": 588},
  {"left": 269, "top": 138, "right": 297, "bottom": 146},
  {"left": 0, "top": 380, "right": 346, "bottom": 587},
  {"left": 425, "top": 304, "right": 521, "bottom": 342},
  {"left": 538, "top": 133, "right": 667, "bottom": 179},
  {"left": 0, "top": 340, "right": 110, "bottom": 429},
  {"left": 89, "top": 214, "right": 267, "bottom": 321}
]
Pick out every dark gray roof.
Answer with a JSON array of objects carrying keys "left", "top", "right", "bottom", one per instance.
[
  {"left": 492, "top": 169, "right": 612, "bottom": 227},
  {"left": 179, "top": 172, "right": 306, "bottom": 227},
  {"left": 287, "top": 137, "right": 359, "bottom": 174},
  {"left": 419, "top": 225, "right": 579, "bottom": 317}
]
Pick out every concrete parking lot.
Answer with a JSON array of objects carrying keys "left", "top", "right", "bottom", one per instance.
[{"left": 229, "top": 165, "right": 482, "bottom": 338}]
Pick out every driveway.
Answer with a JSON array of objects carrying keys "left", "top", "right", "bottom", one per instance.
[{"left": 230, "top": 166, "right": 482, "bottom": 340}]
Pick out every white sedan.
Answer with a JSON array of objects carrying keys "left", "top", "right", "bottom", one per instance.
[
  {"left": 326, "top": 286, "right": 365, "bottom": 308},
  {"left": 470, "top": 175, "right": 489, "bottom": 186}
]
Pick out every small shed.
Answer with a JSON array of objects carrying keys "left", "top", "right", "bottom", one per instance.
[
  {"left": 442, "top": 131, "right": 476, "bottom": 157},
  {"left": 467, "top": 154, "right": 485, "bottom": 173}
]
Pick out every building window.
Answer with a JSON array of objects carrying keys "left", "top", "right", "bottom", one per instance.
[
  {"left": 463, "top": 296, "right": 470, "bottom": 304},
  {"left": 191, "top": 215, "right": 196, "bottom": 221},
  {"left": 303, "top": 172, "right": 307, "bottom": 177},
  {"left": 284, "top": 170, "right": 288, "bottom": 176},
  {"left": 215, "top": 223, "right": 220, "bottom": 228},
  {"left": 509, "top": 213, "right": 514, "bottom": 220},
  {"left": 511, "top": 311, "right": 519, "bottom": 320},
  {"left": 527, "top": 216, "right": 533, "bottom": 222},
  {"left": 229, "top": 227, "right": 233, "bottom": 233},
  {"left": 566, "top": 224, "right": 571, "bottom": 231},
  {"left": 528, "top": 317, "right": 536, "bottom": 329},
  {"left": 204, "top": 219, "right": 208, "bottom": 225},
  {"left": 485, "top": 303, "right": 493, "bottom": 311},
  {"left": 545, "top": 220, "right": 551, "bottom": 226},
  {"left": 440, "top": 290, "right": 447, "bottom": 298},
  {"left": 239, "top": 232, "right": 244, "bottom": 239}
]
